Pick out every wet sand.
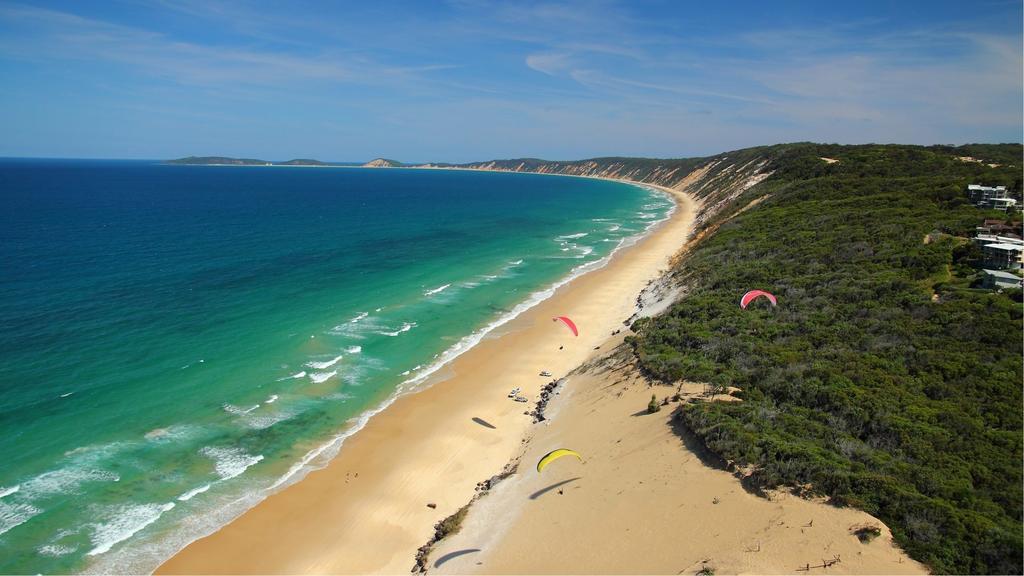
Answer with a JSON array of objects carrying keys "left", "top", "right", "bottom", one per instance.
[{"left": 157, "top": 180, "right": 697, "bottom": 574}]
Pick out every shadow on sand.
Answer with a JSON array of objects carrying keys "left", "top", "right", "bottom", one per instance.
[
  {"left": 529, "top": 477, "right": 581, "bottom": 500},
  {"left": 471, "top": 417, "right": 496, "bottom": 429},
  {"left": 433, "top": 548, "right": 482, "bottom": 568},
  {"left": 668, "top": 406, "right": 765, "bottom": 497}
]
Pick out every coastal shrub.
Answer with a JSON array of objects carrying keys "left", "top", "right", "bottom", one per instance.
[
  {"left": 647, "top": 394, "right": 661, "bottom": 414},
  {"left": 852, "top": 524, "right": 882, "bottom": 543},
  {"left": 631, "top": 143, "right": 1023, "bottom": 574},
  {"left": 436, "top": 505, "right": 470, "bottom": 538}
]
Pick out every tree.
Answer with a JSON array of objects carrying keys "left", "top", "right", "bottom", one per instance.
[{"left": 647, "top": 394, "right": 661, "bottom": 414}]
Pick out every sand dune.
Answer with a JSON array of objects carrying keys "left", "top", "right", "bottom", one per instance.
[
  {"left": 159, "top": 177, "right": 923, "bottom": 575},
  {"left": 429, "top": 352, "right": 926, "bottom": 575},
  {"left": 157, "top": 181, "right": 697, "bottom": 574}
]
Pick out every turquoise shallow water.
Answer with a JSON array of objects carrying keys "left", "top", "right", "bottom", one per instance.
[{"left": 0, "top": 160, "right": 672, "bottom": 573}]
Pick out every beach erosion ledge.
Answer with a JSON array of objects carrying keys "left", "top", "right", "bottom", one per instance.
[
  {"left": 156, "top": 167, "right": 698, "bottom": 574},
  {"left": 157, "top": 158, "right": 919, "bottom": 574}
]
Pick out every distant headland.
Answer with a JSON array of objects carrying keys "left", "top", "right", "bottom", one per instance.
[{"left": 166, "top": 156, "right": 351, "bottom": 167}]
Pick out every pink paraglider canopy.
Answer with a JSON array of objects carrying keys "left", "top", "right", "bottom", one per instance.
[
  {"left": 552, "top": 316, "right": 579, "bottom": 336},
  {"left": 740, "top": 290, "right": 777, "bottom": 309}
]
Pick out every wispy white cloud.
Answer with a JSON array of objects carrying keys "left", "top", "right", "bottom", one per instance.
[
  {"left": 0, "top": 3, "right": 463, "bottom": 92},
  {"left": 0, "top": 0, "right": 1018, "bottom": 160},
  {"left": 526, "top": 52, "right": 573, "bottom": 75}
]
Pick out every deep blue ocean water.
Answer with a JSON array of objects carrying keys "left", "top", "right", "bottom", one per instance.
[{"left": 0, "top": 159, "right": 672, "bottom": 573}]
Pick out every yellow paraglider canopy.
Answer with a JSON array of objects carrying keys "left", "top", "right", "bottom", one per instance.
[{"left": 536, "top": 448, "right": 582, "bottom": 473}]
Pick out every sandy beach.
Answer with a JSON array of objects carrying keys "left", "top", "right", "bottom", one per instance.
[
  {"left": 428, "top": 354, "right": 927, "bottom": 575},
  {"left": 157, "top": 179, "right": 698, "bottom": 574}
]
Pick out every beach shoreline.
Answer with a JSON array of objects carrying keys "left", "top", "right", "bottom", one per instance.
[{"left": 156, "top": 174, "right": 697, "bottom": 574}]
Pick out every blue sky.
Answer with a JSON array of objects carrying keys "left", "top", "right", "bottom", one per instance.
[{"left": 0, "top": 0, "right": 1020, "bottom": 161}]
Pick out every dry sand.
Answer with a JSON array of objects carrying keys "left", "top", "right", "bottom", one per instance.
[
  {"left": 158, "top": 180, "right": 697, "bottom": 574},
  {"left": 429, "top": 360, "right": 927, "bottom": 575},
  {"left": 159, "top": 173, "right": 925, "bottom": 575}
]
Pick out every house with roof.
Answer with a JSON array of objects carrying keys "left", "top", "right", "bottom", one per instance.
[
  {"left": 976, "top": 219, "right": 1023, "bottom": 238},
  {"left": 967, "top": 184, "right": 1019, "bottom": 212},
  {"left": 981, "top": 269, "right": 1024, "bottom": 290},
  {"left": 982, "top": 241, "right": 1024, "bottom": 270}
]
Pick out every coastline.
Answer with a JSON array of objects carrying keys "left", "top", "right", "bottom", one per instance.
[{"left": 156, "top": 176, "right": 697, "bottom": 574}]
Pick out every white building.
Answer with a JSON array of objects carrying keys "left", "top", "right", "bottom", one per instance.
[
  {"left": 981, "top": 269, "right": 1024, "bottom": 290},
  {"left": 982, "top": 242, "right": 1024, "bottom": 270},
  {"left": 967, "top": 184, "right": 1018, "bottom": 211},
  {"left": 973, "top": 234, "right": 1024, "bottom": 247}
]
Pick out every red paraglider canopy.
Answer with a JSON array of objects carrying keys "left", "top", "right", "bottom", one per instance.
[
  {"left": 553, "top": 316, "right": 579, "bottom": 336},
  {"left": 740, "top": 290, "right": 777, "bottom": 309}
]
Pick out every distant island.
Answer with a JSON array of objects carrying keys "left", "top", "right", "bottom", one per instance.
[
  {"left": 166, "top": 156, "right": 409, "bottom": 168},
  {"left": 166, "top": 156, "right": 349, "bottom": 167},
  {"left": 362, "top": 158, "right": 405, "bottom": 167}
]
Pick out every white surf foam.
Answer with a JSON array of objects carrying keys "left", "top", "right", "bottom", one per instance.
[
  {"left": 346, "top": 346, "right": 362, "bottom": 354},
  {"left": 87, "top": 502, "right": 175, "bottom": 556},
  {"left": 394, "top": 184, "right": 675, "bottom": 396},
  {"left": 350, "top": 312, "right": 368, "bottom": 323},
  {"left": 265, "top": 394, "right": 279, "bottom": 404},
  {"left": 177, "top": 484, "right": 211, "bottom": 502},
  {"left": 199, "top": 447, "right": 264, "bottom": 481},
  {"left": 243, "top": 408, "right": 298, "bottom": 430},
  {"left": 557, "top": 232, "right": 588, "bottom": 240},
  {"left": 0, "top": 500, "right": 42, "bottom": 537},
  {"left": 222, "top": 403, "right": 260, "bottom": 416},
  {"left": 277, "top": 370, "right": 307, "bottom": 381},
  {"left": 21, "top": 467, "right": 120, "bottom": 499},
  {"left": 308, "top": 370, "right": 337, "bottom": 384},
  {"left": 329, "top": 315, "right": 384, "bottom": 338},
  {"left": 0, "top": 485, "right": 19, "bottom": 499},
  {"left": 379, "top": 322, "right": 416, "bottom": 337},
  {"left": 144, "top": 424, "right": 199, "bottom": 443},
  {"left": 424, "top": 283, "right": 451, "bottom": 296},
  {"left": 306, "top": 354, "right": 344, "bottom": 370},
  {"left": 38, "top": 543, "right": 77, "bottom": 557},
  {"left": 77, "top": 179, "right": 678, "bottom": 576}
]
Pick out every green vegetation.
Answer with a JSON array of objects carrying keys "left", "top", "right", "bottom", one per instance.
[
  {"left": 166, "top": 156, "right": 342, "bottom": 166},
  {"left": 166, "top": 155, "right": 270, "bottom": 165},
  {"left": 437, "top": 504, "right": 470, "bottom": 538},
  {"left": 628, "top": 143, "right": 1023, "bottom": 574},
  {"left": 648, "top": 393, "right": 661, "bottom": 414},
  {"left": 364, "top": 158, "right": 406, "bottom": 167},
  {"left": 278, "top": 158, "right": 329, "bottom": 166},
  {"left": 853, "top": 523, "right": 883, "bottom": 543}
]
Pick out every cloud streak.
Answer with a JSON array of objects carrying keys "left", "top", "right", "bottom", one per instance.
[{"left": 0, "top": 1, "right": 1018, "bottom": 161}]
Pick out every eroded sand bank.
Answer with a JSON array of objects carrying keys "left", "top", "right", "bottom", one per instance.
[
  {"left": 158, "top": 180, "right": 696, "bottom": 574},
  {"left": 429, "top": 355, "right": 926, "bottom": 575}
]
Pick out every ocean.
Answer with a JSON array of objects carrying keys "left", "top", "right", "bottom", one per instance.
[{"left": 0, "top": 159, "right": 673, "bottom": 573}]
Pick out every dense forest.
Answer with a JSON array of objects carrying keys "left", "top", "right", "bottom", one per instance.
[{"left": 626, "top": 143, "right": 1023, "bottom": 574}]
